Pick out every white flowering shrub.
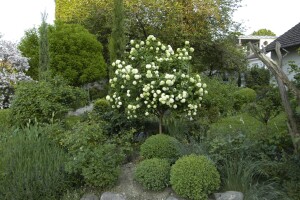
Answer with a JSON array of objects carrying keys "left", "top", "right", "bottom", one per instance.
[
  {"left": 106, "top": 35, "right": 207, "bottom": 133},
  {"left": 0, "top": 38, "right": 31, "bottom": 109}
]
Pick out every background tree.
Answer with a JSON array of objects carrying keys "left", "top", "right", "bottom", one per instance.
[
  {"left": 18, "top": 28, "right": 39, "bottom": 80},
  {"left": 252, "top": 28, "right": 276, "bottom": 36},
  {"left": 108, "top": 0, "right": 126, "bottom": 73},
  {"left": 54, "top": 0, "right": 246, "bottom": 78},
  {"left": 39, "top": 13, "right": 50, "bottom": 80},
  {"left": 19, "top": 21, "right": 107, "bottom": 86}
]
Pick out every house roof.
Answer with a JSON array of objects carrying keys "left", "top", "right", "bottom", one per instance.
[{"left": 266, "top": 22, "right": 300, "bottom": 52}]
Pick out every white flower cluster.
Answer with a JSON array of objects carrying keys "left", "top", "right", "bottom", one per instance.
[
  {"left": 0, "top": 39, "right": 31, "bottom": 109},
  {"left": 107, "top": 35, "right": 207, "bottom": 120}
]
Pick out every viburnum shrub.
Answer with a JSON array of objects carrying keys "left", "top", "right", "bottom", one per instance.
[
  {"left": 106, "top": 35, "right": 208, "bottom": 133},
  {"left": 0, "top": 37, "right": 31, "bottom": 109}
]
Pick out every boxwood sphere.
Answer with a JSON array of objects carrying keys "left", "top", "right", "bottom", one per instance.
[
  {"left": 134, "top": 158, "right": 171, "bottom": 191},
  {"left": 170, "top": 154, "right": 220, "bottom": 200},
  {"left": 140, "top": 134, "right": 182, "bottom": 162}
]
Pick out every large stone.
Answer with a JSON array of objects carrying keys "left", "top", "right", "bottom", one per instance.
[
  {"left": 100, "top": 192, "right": 126, "bottom": 200},
  {"left": 214, "top": 191, "right": 243, "bottom": 200},
  {"left": 80, "top": 194, "right": 99, "bottom": 200}
]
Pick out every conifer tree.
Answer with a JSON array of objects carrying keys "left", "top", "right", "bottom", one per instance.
[
  {"left": 39, "top": 12, "right": 50, "bottom": 80},
  {"left": 108, "top": 0, "right": 126, "bottom": 68}
]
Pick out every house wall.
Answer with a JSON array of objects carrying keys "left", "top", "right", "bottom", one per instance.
[
  {"left": 259, "top": 38, "right": 276, "bottom": 48},
  {"left": 271, "top": 46, "right": 300, "bottom": 80}
]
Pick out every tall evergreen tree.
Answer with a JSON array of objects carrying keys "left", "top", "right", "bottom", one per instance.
[
  {"left": 39, "top": 12, "right": 50, "bottom": 80},
  {"left": 108, "top": 0, "right": 126, "bottom": 65}
]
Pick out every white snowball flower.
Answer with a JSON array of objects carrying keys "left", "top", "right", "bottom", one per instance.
[{"left": 185, "top": 41, "right": 190, "bottom": 45}]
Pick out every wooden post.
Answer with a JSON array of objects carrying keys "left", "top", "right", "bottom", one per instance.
[{"left": 248, "top": 42, "right": 300, "bottom": 151}]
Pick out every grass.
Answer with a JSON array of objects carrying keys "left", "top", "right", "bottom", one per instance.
[{"left": 221, "top": 157, "right": 288, "bottom": 200}]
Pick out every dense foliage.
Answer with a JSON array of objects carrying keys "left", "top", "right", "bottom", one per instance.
[
  {"left": 140, "top": 134, "right": 182, "bottom": 163},
  {"left": 18, "top": 22, "right": 107, "bottom": 86},
  {"left": 55, "top": 0, "right": 246, "bottom": 76},
  {"left": 60, "top": 121, "right": 126, "bottom": 188},
  {"left": 134, "top": 158, "right": 171, "bottom": 191},
  {"left": 10, "top": 76, "right": 88, "bottom": 125},
  {"left": 170, "top": 154, "right": 220, "bottom": 200}
]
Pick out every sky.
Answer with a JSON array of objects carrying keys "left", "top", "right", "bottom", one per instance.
[
  {"left": 0, "top": 0, "right": 55, "bottom": 42},
  {"left": 233, "top": 0, "right": 300, "bottom": 36},
  {"left": 0, "top": 0, "right": 299, "bottom": 42}
]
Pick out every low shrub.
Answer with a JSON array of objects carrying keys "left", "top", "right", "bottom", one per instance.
[
  {"left": 170, "top": 154, "right": 220, "bottom": 200},
  {"left": 140, "top": 134, "right": 182, "bottom": 162},
  {"left": 233, "top": 87, "right": 256, "bottom": 111},
  {"left": 62, "top": 121, "right": 125, "bottom": 188},
  {"left": 0, "top": 126, "right": 68, "bottom": 200},
  {"left": 134, "top": 158, "right": 171, "bottom": 191},
  {"left": 93, "top": 98, "right": 110, "bottom": 115},
  {"left": 10, "top": 76, "right": 88, "bottom": 126}
]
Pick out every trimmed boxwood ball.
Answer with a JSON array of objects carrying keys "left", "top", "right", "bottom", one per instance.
[
  {"left": 170, "top": 154, "right": 220, "bottom": 200},
  {"left": 134, "top": 158, "right": 171, "bottom": 191},
  {"left": 140, "top": 134, "right": 182, "bottom": 162}
]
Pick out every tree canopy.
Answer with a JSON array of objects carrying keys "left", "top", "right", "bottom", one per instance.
[
  {"left": 252, "top": 29, "right": 276, "bottom": 36},
  {"left": 19, "top": 21, "right": 107, "bottom": 86},
  {"left": 54, "top": 0, "right": 246, "bottom": 77}
]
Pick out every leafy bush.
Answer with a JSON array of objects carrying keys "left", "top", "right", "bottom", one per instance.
[
  {"left": 233, "top": 87, "right": 256, "bottom": 111},
  {"left": 134, "top": 158, "right": 171, "bottom": 191},
  {"left": 208, "top": 113, "right": 292, "bottom": 161},
  {"left": 0, "top": 126, "right": 68, "bottom": 200},
  {"left": 245, "top": 66, "right": 270, "bottom": 90},
  {"left": 140, "top": 134, "right": 182, "bottom": 162},
  {"left": 10, "top": 76, "right": 88, "bottom": 126},
  {"left": 61, "top": 121, "right": 125, "bottom": 188},
  {"left": 170, "top": 154, "right": 220, "bottom": 200},
  {"left": 200, "top": 77, "right": 239, "bottom": 122},
  {"left": 246, "top": 86, "right": 282, "bottom": 125},
  {"left": 93, "top": 98, "right": 110, "bottom": 115}
]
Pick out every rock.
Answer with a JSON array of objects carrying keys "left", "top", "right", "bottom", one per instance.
[
  {"left": 214, "top": 191, "right": 244, "bottom": 200},
  {"left": 100, "top": 192, "right": 126, "bottom": 200},
  {"left": 81, "top": 194, "right": 99, "bottom": 200},
  {"left": 68, "top": 103, "right": 94, "bottom": 116},
  {"left": 166, "top": 196, "right": 179, "bottom": 200}
]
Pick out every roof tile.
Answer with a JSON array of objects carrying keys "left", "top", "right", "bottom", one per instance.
[{"left": 266, "top": 22, "right": 300, "bottom": 52}]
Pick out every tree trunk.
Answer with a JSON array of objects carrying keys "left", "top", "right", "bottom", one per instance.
[
  {"left": 158, "top": 111, "right": 164, "bottom": 134},
  {"left": 248, "top": 42, "right": 300, "bottom": 151}
]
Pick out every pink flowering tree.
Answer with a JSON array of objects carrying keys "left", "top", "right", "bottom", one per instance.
[
  {"left": 106, "top": 35, "right": 207, "bottom": 134},
  {"left": 0, "top": 37, "right": 31, "bottom": 109}
]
